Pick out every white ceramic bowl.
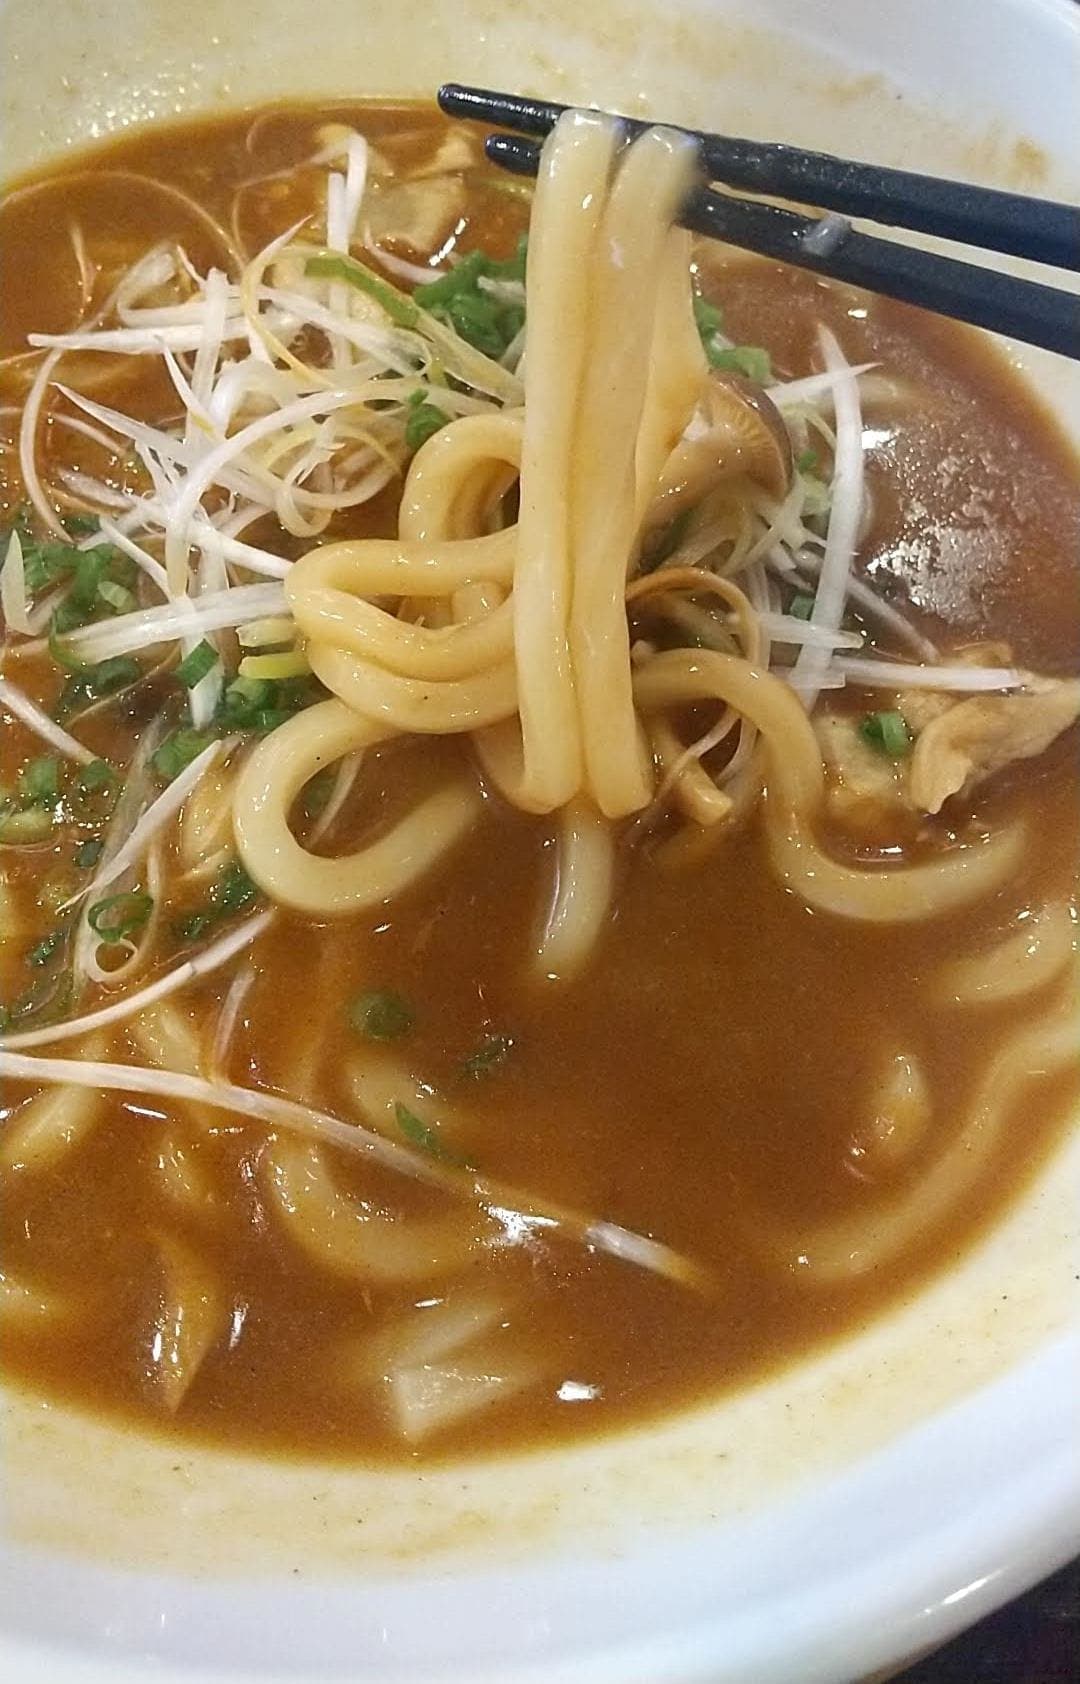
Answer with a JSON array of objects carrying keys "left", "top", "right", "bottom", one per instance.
[{"left": 1, "top": 2, "right": 1078, "bottom": 1680}]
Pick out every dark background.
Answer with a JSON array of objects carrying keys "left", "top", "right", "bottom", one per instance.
[{"left": 893, "top": 1557, "right": 1079, "bottom": 1682}]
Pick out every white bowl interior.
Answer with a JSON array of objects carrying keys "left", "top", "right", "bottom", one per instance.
[{"left": 0, "top": 2, "right": 1077, "bottom": 1681}]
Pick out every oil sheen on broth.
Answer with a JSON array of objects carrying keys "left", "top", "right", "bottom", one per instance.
[{"left": 0, "top": 103, "right": 1078, "bottom": 1462}]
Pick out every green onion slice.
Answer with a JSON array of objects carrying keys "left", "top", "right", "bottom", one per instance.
[
  {"left": 859, "top": 709, "right": 913, "bottom": 758},
  {"left": 76, "top": 758, "right": 114, "bottom": 794},
  {"left": 709, "top": 343, "right": 773, "bottom": 383},
  {"left": 304, "top": 252, "right": 419, "bottom": 329},
  {"left": 404, "top": 398, "right": 450, "bottom": 451},
  {"left": 394, "top": 1101, "right": 471, "bottom": 1167},
  {"left": 18, "top": 756, "right": 61, "bottom": 807},
  {"left": 151, "top": 728, "right": 216, "bottom": 782},
  {"left": 74, "top": 837, "right": 104, "bottom": 869},
  {"left": 176, "top": 640, "right": 220, "bottom": 688},
  {"left": 87, "top": 890, "right": 154, "bottom": 944},
  {"left": 174, "top": 859, "right": 258, "bottom": 942},
  {"left": 350, "top": 989, "right": 414, "bottom": 1041},
  {"left": 0, "top": 807, "right": 55, "bottom": 844},
  {"left": 26, "top": 928, "right": 65, "bottom": 968},
  {"left": 460, "top": 1032, "right": 513, "bottom": 1079}
]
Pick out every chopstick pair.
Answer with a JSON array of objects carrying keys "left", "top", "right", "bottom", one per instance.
[{"left": 438, "top": 83, "right": 1080, "bottom": 359}]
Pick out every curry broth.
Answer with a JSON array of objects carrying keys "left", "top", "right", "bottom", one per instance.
[{"left": 1, "top": 104, "right": 1078, "bottom": 1461}]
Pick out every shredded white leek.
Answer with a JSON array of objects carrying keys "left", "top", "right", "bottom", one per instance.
[
  {"left": 790, "top": 326, "right": 865, "bottom": 707},
  {"left": 67, "top": 738, "right": 224, "bottom": 910},
  {"left": 0, "top": 1048, "right": 706, "bottom": 1287},
  {"left": 1, "top": 911, "right": 273, "bottom": 1051},
  {"left": 757, "top": 612, "right": 863, "bottom": 650},
  {"left": 767, "top": 363, "right": 877, "bottom": 409},
  {"left": 1, "top": 530, "right": 31, "bottom": 634},
  {"left": 0, "top": 675, "right": 97, "bottom": 765},
  {"left": 833, "top": 657, "right": 1029, "bottom": 692},
  {"left": 60, "top": 583, "right": 287, "bottom": 662},
  {"left": 209, "top": 961, "right": 257, "bottom": 1078},
  {"left": 19, "top": 349, "right": 68, "bottom": 537},
  {"left": 792, "top": 553, "right": 939, "bottom": 662}
]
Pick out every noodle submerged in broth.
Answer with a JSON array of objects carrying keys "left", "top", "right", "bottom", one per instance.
[{"left": 0, "top": 102, "right": 1078, "bottom": 1458}]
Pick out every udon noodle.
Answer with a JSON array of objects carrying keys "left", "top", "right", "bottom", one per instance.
[{"left": 0, "top": 100, "right": 1077, "bottom": 1454}]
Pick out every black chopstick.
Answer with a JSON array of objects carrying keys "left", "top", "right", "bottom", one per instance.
[
  {"left": 439, "top": 83, "right": 1079, "bottom": 358},
  {"left": 484, "top": 131, "right": 1078, "bottom": 359},
  {"left": 439, "top": 83, "right": 1080, "bottom": 271}
]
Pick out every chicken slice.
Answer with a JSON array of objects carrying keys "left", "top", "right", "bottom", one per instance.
[
  {"left": 816, "top": 640, "right": 1079, "bottom": 830},
  {"left": 364, "top": 175, "right": 468, "bottom": 253},
  {"left": 815, "top": 707, "right": 910, "bottom": 837},
  {"left": 408, "top": 129, "right": 481, "bottom": 180},
  {"left": 909, "top": 676, "right": 1080, "bottom": 814}
]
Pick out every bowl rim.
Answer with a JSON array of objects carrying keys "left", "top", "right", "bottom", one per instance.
[
  {"left": 2, "top": 1330, "right": 1078, "bottom": 1684},
  {"left": 0, "top": 2, "right": 1078, "bottom": 1681}
]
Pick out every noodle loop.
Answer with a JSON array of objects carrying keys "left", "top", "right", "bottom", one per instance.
[{"left": 233, "top": 700, "right": 481, "bottom": 916}]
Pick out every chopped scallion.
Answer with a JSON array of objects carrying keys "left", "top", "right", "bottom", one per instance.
[
  {"left": 404, "top": 395, "right": 451, "bottom": 451},
  {"left": 859, "top": 709, "right": 913, "bottom": 758},
  {"left": 76, "top": 758, "right": 114, "bottom": 794},
  {"left": 304, "top": 252, "right": 419, "bottom": 329},
  {"left": 0, "top": 967, "right": 73, "bottom": 1034},
  {"left": 18, "top": 756, "right": 61, "bottom": 807},
  {"left": 710, "top": 343, "right": 773, "bottom": 384},
  {"left": 176, "top": 640, "right": 220, "bottom": 688},
  {"left": 55, "top": 654, "right": 142, "bottom": 718},
  {"left": 95, "top": 578, "right": 136, "bottom": 614},
  {"left": 26, "top": 928, "right": 64, "bottom": 968},
  {"left": 213, "top": 860, "right": 258, "bottom": 916},
  {"left": 45, "top": 545, "right": 136, "bottom": 640},
  {"left": 217, "top": 673, "right": 318, "bottom": 734},
  {"left": 173, "top": 859, "right": 258, "bottom": 941},
  {"left": 413, "top": 241, "right": 527, "bottom": 358},
  {"left": 799, "top": 471, "right": 832, "bottom": 520},
  {"left": 47, "top": 621, "right": 87, "bottom": 671},
  {"left": 441, "top": 291, "right": 509, "bottom": 356},
  {"left": 693, "top": 296, "right": 724, "bottom": 343},
  {"left": 221, "top": 675, "right": 272, "bottom": 719},
  {"left": 460, "top": 1032, "right": 513, "bottom": 1079},
  {"left": 86, "top": 655, "right": 142, "bottom": 696},
  {"left": 151, "top": 728, "right": 215, "bottom": 783},
  {"left": 413, "top": 250, "right": 487, "bottom": 308},
  {"left": 73, "top": 837, "right": 104, "bottom": 869},
  {"left": 87, "top": 890, "right": 154, "bottom": 944},
  {"left": 0, "top": 807, "right": 55, "bottom": 844},
  {"left": 349, "top": 989, "right": 414, "bottom": 1041},
  {"left": 394, "top": 1101, "right": 471, "bottom": 1167}
]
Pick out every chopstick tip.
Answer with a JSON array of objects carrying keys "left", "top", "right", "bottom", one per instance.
[{"left": 484, "top": 132, "right": 541, "bottom": 179}]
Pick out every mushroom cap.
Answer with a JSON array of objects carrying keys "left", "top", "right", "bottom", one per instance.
[{"left": 647, "top": 371, "right": 793, "bottom": 527}]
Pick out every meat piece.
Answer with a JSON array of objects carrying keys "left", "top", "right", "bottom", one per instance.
[
  {"left": 815, "top": 707, "right": 910, "bottom": 837},
  {"left": 408, "top": 130, "right": 480, "bottom": 180},
  {"left": 909, "top": 676, "right": 1080, "bottom": 814},
  {"left": 815, "top": 645, "right": 1014, "bottom": 830},
  {"left": 364, "top": 175, "right": 467, "bottom": 254},
  {"left": 816, "top": 639, "right": 1080, "bottom": 832}
]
